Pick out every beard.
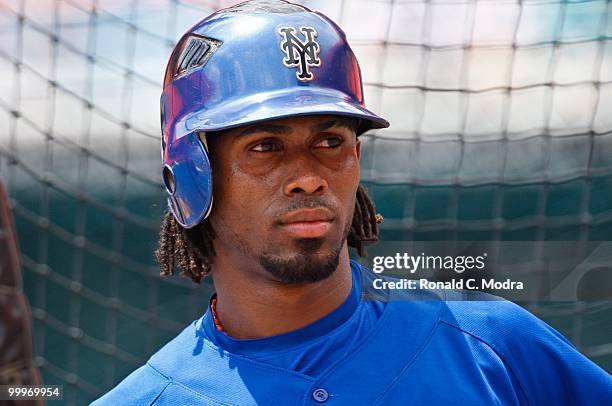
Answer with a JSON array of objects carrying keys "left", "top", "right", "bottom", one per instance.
[
  {"left": 259, "top": 241, "right": 342, "bottom": 284},
  {"left": 258, "top": 219, "right": 352, "bottom": 285}
]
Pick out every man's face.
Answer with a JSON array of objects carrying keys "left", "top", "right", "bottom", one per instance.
[{"left": 205, "top": 115, "right": 361, "bottom": 284}]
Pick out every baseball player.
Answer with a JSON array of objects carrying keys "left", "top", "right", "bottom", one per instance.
[{"left": 93, "top": 1, "right": 612, "bottom": 404}]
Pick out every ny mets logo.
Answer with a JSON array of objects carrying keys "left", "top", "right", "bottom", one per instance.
[{"left": 278, "top": 27, "right": 321, "bottom": 81}]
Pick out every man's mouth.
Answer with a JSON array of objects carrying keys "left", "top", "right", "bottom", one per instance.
[{"left": 278, "top": 208, "right": 335, "bottom": 239}]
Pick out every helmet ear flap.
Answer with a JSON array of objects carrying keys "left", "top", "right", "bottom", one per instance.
[{"left": 163, "top": 133, "right": 214, "bottom": 229}]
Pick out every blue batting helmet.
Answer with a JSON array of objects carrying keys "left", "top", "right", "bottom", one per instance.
[{"left": 161, "top": 0, "right": 389, "bottom": 228}]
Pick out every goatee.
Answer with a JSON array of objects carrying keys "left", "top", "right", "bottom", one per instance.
[{"left": 259, "top": 239, "right": 342, "bottom": 284}]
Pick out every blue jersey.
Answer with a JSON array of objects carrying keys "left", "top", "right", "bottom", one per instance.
[{"left": 93, "top": 261, "right": 612, "bottom": 405}]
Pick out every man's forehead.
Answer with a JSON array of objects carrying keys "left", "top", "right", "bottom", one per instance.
[{"left": 220, "top": 115, "right": 358, "bottom": 138}]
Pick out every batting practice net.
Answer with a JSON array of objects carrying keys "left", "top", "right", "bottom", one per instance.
[{"left": 0, "top": 0, "right": 611, "bottom": 404}]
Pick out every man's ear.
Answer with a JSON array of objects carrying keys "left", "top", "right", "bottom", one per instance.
[{"left": 356, "top": 137, "right": 361, "bottom": 160}]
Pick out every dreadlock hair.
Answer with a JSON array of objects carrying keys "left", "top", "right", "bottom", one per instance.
[{"left": 155, "top": 185, "right": 383, "bottom": 284}]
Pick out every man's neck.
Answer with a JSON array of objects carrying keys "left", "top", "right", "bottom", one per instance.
[{"left": 210, "top": 247, "right": 353, "bottom": 339}]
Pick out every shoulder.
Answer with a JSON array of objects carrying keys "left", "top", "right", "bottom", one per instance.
[
  {"left": 436, "top": 290, "right": 574, "bottom": 372},
  {"left": 91, "top": 320, "right": 201, "bottom": 405},
  {"left": 438, "top": 290, "right": 612, "bottom": 404},
  {"left": 353, "top": 260, "right": 568, "bottom": 350},
  {"left": 439, "top": 289, "right": 570, "bottom": 347},
  {"left": 93, "top": 318, "right": 310, "bottom": 406},
  {"left": 90, "top": 363, "right": 171, "bottom": 406},
  {"left": 356, "top": 263, "right": 612, "bottom": 403}
]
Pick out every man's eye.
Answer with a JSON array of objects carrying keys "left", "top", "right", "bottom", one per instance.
[
  {"left": 315, "top": 136, "right": 344, "bottom": 148},
  {"left": 250, "top": 141, "right": 279, "bottom": 152}
]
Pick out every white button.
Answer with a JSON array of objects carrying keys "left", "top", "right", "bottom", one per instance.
[{"left": 312, "top": 388, "right": 329, "bottom": 403}]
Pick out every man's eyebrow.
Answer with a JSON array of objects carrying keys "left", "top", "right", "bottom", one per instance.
[
  {"left": 311, "top": 118, "right": 355, "bottom": 134},
  {"left": 237, "top": 124, "right": 292, "bottom": 138},
  {"left": 235, "top": 118, "right": 355, "bottom": 138}
]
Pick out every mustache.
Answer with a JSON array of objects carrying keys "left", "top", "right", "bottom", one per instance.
[{"left": 272, "top": 197, "right": 337, "bottom": 220}]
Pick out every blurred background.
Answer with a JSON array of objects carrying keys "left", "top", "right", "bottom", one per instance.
[{"left": 0, "top": 0, "right": 610, "bottom": 404}]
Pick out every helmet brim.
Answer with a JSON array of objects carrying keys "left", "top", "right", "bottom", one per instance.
[{"left": 176, "top": 87, "right": 389, "bottom": 139}]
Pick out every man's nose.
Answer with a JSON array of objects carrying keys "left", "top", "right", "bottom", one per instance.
[{"left": 282, "top": 158, "right": 328, "bottom": 197}]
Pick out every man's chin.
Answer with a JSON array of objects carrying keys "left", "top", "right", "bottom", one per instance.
[{"left": 258, "top": 245, "right": 342, "bottom": 284}]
